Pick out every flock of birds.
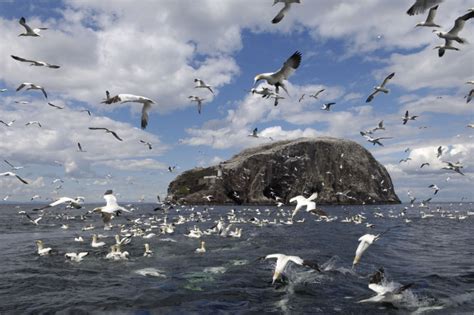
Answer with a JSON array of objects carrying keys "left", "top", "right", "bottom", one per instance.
[{"left": 0, "top": 0, "right": 473, "bottom": 309}]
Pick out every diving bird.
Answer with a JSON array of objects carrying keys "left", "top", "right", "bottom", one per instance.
[
  {"left": 366, "top": 73, "right": 395, "bottom": 103},
  {"left": 4, "top": 160, "right": 24, "bottom": 170},
  {"left": 321, "top": 102, "right": 335, "bottom": 111},
  {"left": 254, "top": 51, "right": 302, "bottom": 95},
  {"left": 433, "top": 11, "right": 474, "bottom": 44},
  {"left": 18, "top": 17, "right": 48, "bottom": 37},
  {"left": 11, "top": 55, "right": 60, "bottom": 68},
  {"left": 65, "top": 252, "right": 88, "bottom": 262},
  {"left": 353, "top": 234, "right": 379, "bottom": 268},
  {"left": 140, "top": 140, "right": 152, "bottom": 150},
  {"left": 188, "top": 96, "right": 205, "bottom": 114},
  {"left": 272, "top": 0, "right": 301, "bottom": 24},
  {"left": 415, "top": 5, "right": 441, "bottom": 27},
  {"left": 194, "top": 79, "right": 214, "bottom": 95},
  {"left": 16, "top": 83, "right": 47, "bottom": 99},
  {"left": 102, "top": 94, "right": 154, "bottom": 129},
  {"left": 262, "top": 253, "right": 320, "bottom": 285},
  {"left": 428, "top": 184, "right": 440, "bottom": 195},
  {"left": 359, "top": 268, "right": 414, "bottom": 303},
  {"left": 0, "top": 120, "right": 15, "bottom": 127},
  {"left": 407, "top": 0, "right": 443, "bottom": 16},
  {"left": 33, "top": 196, "right": 84, "bottom": 211},
  {"left": 289, "top": 192, "right": 318, "bottom": 219},
  {"left": 309, "top": 89, "right": 325, "bottom": 99},
  {"left": 47, "top": 102, "right": 64, "bottom": 109},
  {"left": 88, "top": 127, "right": 123, "bottom": 141},
  {"left": 0, "top": 172, "right": 28, "bottom": 184},
  {"left": 372, "top": 120, "right": 385, "bottom": 132},
  {"left": 402, "top": 111, "right": 418, "bottom": 125}
]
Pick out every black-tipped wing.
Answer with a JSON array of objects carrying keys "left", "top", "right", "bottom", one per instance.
[
  {"left": 406, "top": 0, "right": 443, "bottom": 16},
  {"left": 110, "top": 130, "right": 123, "bottom": 141},
  {"left": 16, "top": 175, "right": 29, "bottom": 184},
  {"left": 274, "top": 51, "right": 302, "bottom": 81},
  {"left": 48, "top": 102, "right": 63, "bottom": 109},
  {"left": 380, "top": 72, "right": 395, "bottom": 87},
  {"left": 11, "top": 55, "right": 35, "bottom": 63}
]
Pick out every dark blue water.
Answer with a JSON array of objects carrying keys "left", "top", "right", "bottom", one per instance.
[{"left": 0, "top": 203, "right": 473, "bottom": 314}]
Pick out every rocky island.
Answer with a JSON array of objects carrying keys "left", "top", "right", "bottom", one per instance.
[{"left": 167, "top": 137, "right": 400, "bottom": 205}]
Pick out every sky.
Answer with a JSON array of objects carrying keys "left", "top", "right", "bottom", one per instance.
[{"left": 0, "top": 0, "right": 473, "bottom": 203}]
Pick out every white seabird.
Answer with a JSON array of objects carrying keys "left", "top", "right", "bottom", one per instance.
[
  {"left": 263, "top": 253, "right": 320, "bottom": 284},
  {"left": 194, "top": 79, "right": 214, "bottom": 95},
  {"left": 415, "top": 5, "right": 441, "bottom": 27},
  {"left": 0, "top": 172, "right": 28, "bottom": 184},
  {"left": 309, "top": 89, "right": 325, "bottom": 99},
  {"left": 270, "top": 94, "right": 285, "bottom": 106},
  {"left": 92, "top": 190, "right": 130, "bottom": 229},
  {"left": 353, "top": 234, "right": 380, "bottom": 267},
  {"left": 407, "top": 0, "right": 443, "bottom": 16},
  {"left": 289, "top": 192, "right": 318, "bottom": 219},
  {"left": 91, "top": 234, "right": 106, "bottom": 248},
  {"left": 359, "top": 268, "right": 413, "bottom": 303},
  {"left": 33, "top": 196, "right": 84, "bottom": 211},
  {"left": 361, "top": 133, "right": 393, "bottom": 147},
  {"left": 254, "top": 51, "right": 302, "bottom": 95},
  {"left": 18, "top": 17, "right": 48, "bottom": 37},
  {"left": 0, "top": 120, "right": 15, "bottom": 127},
  {"left": 195, "top": 240, "right": 206, "bottom": 253},
  {"left": 433, "top": 11, "right": 474, "bottom": 45},
  {"left": 25, "top": 121, "right": 42, "bottom": 128},
  {"left": 250, "top": 87, "right": 275, "bottom": 98},
  {"left": 47, "top": 102, "right": 64, "bottom": 109},
  {"left": 435, "top": 39, "right": 459, "bottom": 57},
  {"left": 102, "top": 93, "right": 154, "bottom": 129},
  {"left": 366, "top": 73, "right": 395, "bottom": 103},
  {"left": 88, "top": 127, "right": 123, "bottom": 141},
  {"left": 16, "top": 82, "right": 47, "bottom": 99},
  {"left": 11, "top": 55, "right": 60, "bottom": 68},
  {"left": 428, "top": 184, "right": 440, "bottom": 195},
  {"left": 272, "top": 0, "right": 301, "bottom": 24},
  {"left": 24, "top": 213, "right": 42, "bottom": 225},
  {"left": 402, "top": 111, "right": 418, "bottom": 125},
  {"left": 35, "top": 240, "right": 52, "bottom": 256},
  {"left": 188, "top": 96, "right": 205, "bottom": 114},
  {"left": 321, "top": 102, "right": 335, "bottom": 111},
  {"left": 65, "top": 252, "right": 88, "bottom": 262}
]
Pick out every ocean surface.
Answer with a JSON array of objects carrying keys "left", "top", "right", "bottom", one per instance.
[{"left": 0, "top": 202, "right": 473, "bottom": 314}]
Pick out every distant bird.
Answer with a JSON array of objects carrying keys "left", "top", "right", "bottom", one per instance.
[
  {"left": 272, "top": 0, "right": 301, "bottom": 24},
  {"left": 250, "top": 87, "right": 274, "bottom": 98},
  {"left": 35, "top": 240, "right": 52, "bottom": 256},
  {"left": 25, "top": 121, "right": 42, "bottom": 128},
  {"left": 47, "top": 102, "right": 64, "bottom": 109},
  {"left": 298, "top": 94, "right": 305, "bottom": 102},
  {"left": 436, "top": 145, "right": 444, "bottom": 158},
  {"left": 88, "top": 127, "right": 123, "bottom": 141},
  {"left": 399, "top": 158, "right": 411, "bottom": 163},
  {"left": 359, "top": 268, "right": 413, "bottom": 303},
  {"left": 309, "top": 89, "right": 325, "bottom": 99},
  {"left": 254, "top": 51, "right": 302, "bottom": 95},
  {"left": 24, "top": 213, "right": 42, "bottom": 225},
  {"left": 353, "top": 234, "right": 379, "bottom": 268},
  {"left": 372, "top": 120, "right": 385, "bottom": 132},
  {"left": 188, "top": 96, "right": 205, "bottom": 114},
  {"left": 420, "top": 162, "right": 430, "bottom": 168},
  {"left": 11, "top": 55, "right": 60, "bottom": 68},
  {"left": 65, "top": 252, "right": 88, "bottom": 262},
  {"left": 321, "top": 102, "right": 335, "bottom": 111},
  {"left": 33, "top": 196, "right": 84, "bottom": 211},
  {"left": 433, "top": 11, "right": 474, "bottom": 45},
  {"left": 407, "top": 0, "right": 443, "bottom": 16},
  {"left": 270, "top": 94, "right": 285, "bottom": 106},
  {"left": 140, "top": 140, "right": 152, "bottom": 150},
  {"left": 0, "top": 88, "right": 7, "bottom": 92},
  {"left": 366, "top": 73, "right": 395, "bottom": 103},
  {"left": 402, "top": 111, "right": 418, "bottom": 125},
  {"left": 80, "top": 109, "right": 91, "bottom": 116},
  {"left": 168, "top": 166, "right": 176, "bottom": 173},
  {"left": 465, "top": 89, "right": 473, "bottom": 103},
  {"left": 16, "top": 83, "right": 47, "bottom": 99},
  {"left": 415, "top": 5, "right": 441, "bottom": 27},
  {"left": 428, "top": 184, "right": 440, "bottom": 195},
  {"left": 18, "top": 17, "right": 48, "bottom": 37},
  {"left": 0, "top": 120, "right": 15, "bottom": 127},
  {"left": 102, "top": 94, "right": 154, "bottom": 129},
  {"left": 466, "top": 80, "right": 474, "bottom": 85},
  {"left": 442, "top": 161, "right": 464, "bottom": 175},
  {"left": 194, "top": 79, "right": 214, "bottom": 95},
  {"left": 0, "top": 172, "right": 28, "bottom": 184},
  {"left": 361, "top": 133, "right": 393, "bottom": 146},
  {"left": 77, "top": 142, "right": 85, "bottom": 152},
  {"left": 195, "top": 241, "right": 206, "bottom": 253},
  {"left": 435, "top": 38, "right": 459, "bottom": 57},
  {"left": 262, "top": 253, "right": 320, "bottom": 285},
  {"left": 4, "top": 160, "right": 24, "bottom": 171},
  {"left": 289, "top": 192, "right": 318, "bottom": 219}
]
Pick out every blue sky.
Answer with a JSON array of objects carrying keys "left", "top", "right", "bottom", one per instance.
[{"left": 0, "top": 0, "right": 472, "bottom": 203}]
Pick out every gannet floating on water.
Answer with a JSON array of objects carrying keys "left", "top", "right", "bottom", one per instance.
[
  {"left": 272, "top": 0, "right": 300, "bottom": 24},
  {"left": 433, "top": 11, "right": 474, "bottom": 45},
  {"left": 18, "top": 17, "right": 48, "bottom": 37},
  {"left": 359, "top": 268, "right": 413, "bottom": 303},
  {"left": 0, "top": 172, "right": 28, "bottom": 184},
  {"left": 250, "top": 87, "right": 274, "bottom": 98},
  {"left": 407, "top": 0, "right": 443, "bottom": 16},
  {"left": 415, "top": 5, "right": 441, "bottom": 27},
  {"left": 289, "top": 192, "right": 318, "bottom": 219},
  {"left": 16, "top": 83, "right": 47, "bottom": 99},
  {"left": 254, "top": 51, "right": 302, "bottom": 95},
  {"left": 194, "top": 79, "right": 214, "bottom": 95},
  {"left": 65, "top": 252, "right": 88, "bottom": 262},
  {"left": 11, "top": 55, "right": 60, "bottom": 68},
  {"left": 195, "top": 241, "right": 206, "bottom": 253},
  {"left": 262, "top": 253, "right": 320, "bottom": 284},
  {"left": 88, "top": 127, "right": 123, "bottom": 141},
  {"left": 353, "top": 233, "right": 379, "bottom": 268},
  {"left": 140, "top": 140, "right": 152, "bottom": 150},
  {"left": 33, "top": 196, "right": 84, "bottom": 211},
  {"left": 101, "top": 93, "right": 154, "bottom": 129},
  {"left": 91, "top": 234, "right": 106, "bottom": 248},
  {"left": 143, "top": 243, "right": 153, "bottom": 257},
  {"left": 366, "top": 73, "right": 395, "bottom": 103},
  {"left": 35, "top": 240, "right": 52, "bottom": 256}
]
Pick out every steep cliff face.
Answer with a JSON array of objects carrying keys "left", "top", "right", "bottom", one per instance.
[{"left": 167, "top": 137, "right": 400, "bottom": 205}]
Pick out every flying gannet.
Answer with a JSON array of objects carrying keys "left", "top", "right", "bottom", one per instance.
[
  {"left": 361, "top": 133, "right": 393, "bottom": 146},
  {"left": 47, "top": 102, "right": 64, "bottom": 109},
  {"left": 433, "top": 11, "right": 474, "bottom": 44},
  {"left": 25, "top": 121, "right": 42, "bottom": 128},
  {"left": 254, "top": 51, "right": 302, "bottom": 95},
  {"left": 18, "top": 17, "right": 48, "bottom": 37},
  {"left": 0, "top": 172, "right": 28, "bottom": 184},
  {"left": 11, "top": 55, "right": 60, "bottom": 68},
  {"left": 289, "top": 192, "right": 318, "bottom": 219},
  {"left": 188, "top": 96, "right": 205, "bottom": 114},
  {"left": 262, "top": 253, "right": 320, "bottom": 284},
  {"left": 428, "top": 184, "right": 440, "bottom": 195},
  {"left": 250, "top": 87, "right": 275, "bottom": 98},
  {"left": 321, "top": 102, "right": 335, "bottom": 111},
  {"left": 140, "top": 140, "right": 152, "bottom": 150},
  {"left": 402, "top": 111, "right": 418, "bottom": 125},
  {"left": 407, "top": 0, "right": 443, "bottom": 16},
  {"left": 270, "top": 94, "right": 285, "bottom": 106},
  {"left": 272, "top": 0, "right": 301, "bottom": 24},
  {"left": 366, "top": 73, "right": 395, "bottom": 103},
  {"left": 4, "top": 160, "right": 24, "bottom": 170},
  {"left": 101, "top": 93, "right": 154, "bottom": 129},
  {"left": 91, "top": 190, "right": 130, "bottom": 229},
  {"left": 194, "top": 79, "right": 214, "bottom": 94},
  {"left": 415, "top": 5, "right": 441, "bottom": 27},
  {"left": 33, "top": 196, "right": 84, "bottom": 211},
  {"left": 465, "top": 89, "right": 473, "bottom": 103},
  {"left": 309, "top": 89, "right": 325, "bottom": 99},
  {"left": 88, "top": 127, "right": 123, "bottom": 141},
  {"left": 16, "top": 83, "right": 47, "bottom": 99}
]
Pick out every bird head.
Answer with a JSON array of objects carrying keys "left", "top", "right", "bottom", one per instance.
[{"left": 253, "top": 75, "right": 264, "bottom": 87}]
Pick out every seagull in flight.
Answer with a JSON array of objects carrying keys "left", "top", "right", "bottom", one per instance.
[
  {"left": 188, "top": 96, "right": 205, "bottom": 114},
  {"left": 433, "top": 11, "right": 474, "bottom": 44},
  {"left": 415, "top": 5, "right": 441, "bottom": 27},
  {"left": 88, "top": 127, "right": 123, "bottom": 141},
  {"left": 321, "top": 102, "right": 335, "bottom": 111},
  {"left": 289, "top": 192, "right": 318, "bottom": 219},
  {"left": 194, "top": 79, "right": 214, "bottom": 95},
  {"left": 47, "top": 102, "right": 64, "bottom": 109},
  {"left": 309, "top": 89, "right": 325, "bottom": 99},
  {"left": 4, "top": 160, "right": 24, "bottom": 170},
  {"left": 254, "top": 51, "right": 302, "bottom": 95},
  {"left": 248, "top": 127, "right": 259, "bottom": 138},
  {"left": 436, "top": 145, "right": 444, "bottom": 158},
  {"left": 25, "top": 121, "right": 42, "bottom": 128},
  {"left": 102, "top": 93, "right": 154, "bottom": 129},
  {"left": 272, "top": 0, "right": 301, "bottom": 24},
  {"left": 435, "top": 38, "right": 459, "bottom": 57},
  {"left": 406, "top": 0, "right": 443, "bottom": 16},
  {"left": 262, "top": 253, "right": 320, "bottom": 285},
  {"left": 16, "top": 83, "right": 47, "bottom": 99},
  {"left": 140, "top": 140, "right": 152, "bottom": 150},
  {"left": 402, "top": 111, "right": 418, "bottom": 125},
  {"left": 11, "top": 55, "right": 60, "bottom": 69},
  {"left": 18, "top": 17, "right": 48, "bottom": 37},
  {"left": 366, "top": 73, "right": 395, "bottom": 103},
  {"left": 33, "top": 196, "right": 84, "bottom": 211},
  {"left": 0, "top": 120, "right": 15, "bottom": 127},
  {"left": 428, "top": 184, "right": 440, "bottom": 195},
  {"left": 0, "top": 172, "right": 28, "bottom": 184}
]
